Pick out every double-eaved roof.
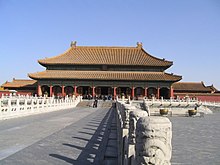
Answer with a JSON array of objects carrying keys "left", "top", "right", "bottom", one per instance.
[
  {"left": 29, "top": 42, "right": 181, "bottom": 82},
  {"left": 38, "top": 43, "right": 172, "bottom": 67}
]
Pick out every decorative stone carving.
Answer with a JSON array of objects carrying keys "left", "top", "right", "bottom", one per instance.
[
  {"left": 135, "top": 116, "right": 172, "bottom": 165},
  {"left": 122, "top": 104, "right": 136, "bottom": 129},
  {"left": 122, "top": 95, "right": 125, "bottom": 102},
  {"left": 129, "top": 110, "right": 148, "bottom": 144},
  {"left": 70, "top": 41, "right": 77, "bottom": 47},
  {"left": 137, "top": 42, "right": 143, "bottom": 49}
]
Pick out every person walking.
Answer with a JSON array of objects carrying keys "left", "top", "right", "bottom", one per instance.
[{"left": 93, "top": 98, "right": 98, "bottom": 108}]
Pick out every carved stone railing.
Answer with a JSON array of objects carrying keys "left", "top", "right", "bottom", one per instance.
[
  {"left": 0, "top": 94, "right": 81, "bottom": 120},
  {"left": 143, "top": 98, "right": 213, "bottom": 116},
  {"left": 116, "top": 101, "right": 135, "bottom": 165},
  {"left": 116, "top": 100, "right": 172, "bottom": 165},
  {"left": 135, "top": 116, "right": 172, "bottom": 165},
  {"left": 129, "top": 110, "right": 148, "bottom": 144},
  {"left": 202, "top": 101, "right": 220, "bottom": 108},
  {"left": 115, "top": 98, "right": 217, "bottom": 164},
  {"left": 116, "top": 100, "right": 149, "bottom": 165},
  {"left": 144, "top": 97, "right": 201, "bottom": 108}
]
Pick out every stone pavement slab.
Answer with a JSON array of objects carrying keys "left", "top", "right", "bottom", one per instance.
[{"left": 170, "top": 111, "right": 220, "bottom": 165}]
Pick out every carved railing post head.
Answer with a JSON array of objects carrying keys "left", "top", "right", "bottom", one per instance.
[
  {"left": 128, "top": 110, "right": 148, "bottom": 144},
  {"left": 135, "top": 116, "right": 172, "bottom": 165}
]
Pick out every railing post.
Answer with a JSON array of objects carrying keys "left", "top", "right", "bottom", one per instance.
[
  {"left": 0, "top": 97, "right": 2, "bottom": 107},
  {"left": 24, "top": 98, "right": 28, "bottom": 113},
  {"left": 44, "top": 98, "right": 48, "bottom": 111},
  {"left": 48, "top": 97, "right": 52, "bottom": 110},
  {"left": 31, "top": 98, "right": 34, "bottom": 111},
  {"left": 36, "top": 99, "right": 40, "bottom": 111},
  {"left": 135, "top": 116, "right": 172, "bottom": 165},
  {"left": 8, "top": 95, "right": 12, "bottom": 117},
  {"left": 16, "top": 98, "right": 19, "bottom": 113},
  {"left": 128, "top": 109, "right": 148, "bottom": 164}
]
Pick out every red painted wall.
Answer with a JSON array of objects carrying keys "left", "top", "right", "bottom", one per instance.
[
  {"left": 196, "top": 95, "right": 220, "bottom": 102},
  {"left": 174, "top": 93, "right": 220, "bottom": 102},
  {"left": 0, "top": 91, "right": 10, "bottom": 97}
]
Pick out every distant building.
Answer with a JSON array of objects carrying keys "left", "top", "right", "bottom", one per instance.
[
  {"left": 1, "top": 79, "right": 37, "bottom": 96},
  {"left": 173, "top": 82, "right": 220, "bottom": 102}
]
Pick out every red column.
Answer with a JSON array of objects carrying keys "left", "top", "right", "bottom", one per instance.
[
  {"left": 157, "top": 87, "right": 160, "bottom": 99},
  {"left": 92, "top": 86, "right": 95, "bottom": 98},
  {"left": 37, "top": 85, "right": 42, "bottom": 97},
  {"left": 74, "top": 86, "right": 78, "bottom": 96},
  {"left": 62, "top": 86, "right": 65, "bottom": 97},
  {"left": 145, "top": 87, "right": 148, "bottom": 97},
  {"left": 50, "top": 86, "right": 53, "bottom": 97},
  {"left": 113, "top": 87, "right": 117, "bottom": 99},
  {"left": 132, "top": 87, "right": 135, "bottom": 99},
  {"left": 170, "top": 86, "right": 174, "bottom": 98}
]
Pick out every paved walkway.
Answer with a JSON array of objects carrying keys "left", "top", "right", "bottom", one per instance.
[
  {"left": 0, "top": 101, "right": 116, "bottom": 165},
  {"left": 170, "top": 111, "right": 220, "bottom": 165}
]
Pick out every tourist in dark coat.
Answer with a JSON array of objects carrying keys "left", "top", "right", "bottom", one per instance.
[{"left": 93, "top": 98, "right": 98, "bottom": 108}]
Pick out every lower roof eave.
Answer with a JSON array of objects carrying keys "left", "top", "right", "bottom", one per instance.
[{"left": 28, "top": 77, "right": 181, "bottom": 83}]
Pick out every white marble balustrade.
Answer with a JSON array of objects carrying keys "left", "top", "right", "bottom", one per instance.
[
  {"left": 115, "top": 100, "right": 172, "bottom": 165},
  {"left": 0, "top": 94, "right": 81, "bottom": 120}
]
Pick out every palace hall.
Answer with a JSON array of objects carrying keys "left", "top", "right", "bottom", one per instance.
[{"left": 27, "top": 42, "right": 181, "bottom": 99}]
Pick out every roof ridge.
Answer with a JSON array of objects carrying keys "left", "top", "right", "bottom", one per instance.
[
  {"left": 13, "top": 79, "right": 35, "bottom": 81},
  {"left": 175, "top": 82, "right": 202, "bottom": 84},
  {"left": 74, "top": 46, "right": 138, "bottom": 49},
  {"left": 39, "top": 46, "right": 139, "bottom": 64},
  {"left": 43, "top": 70, "right": 168, "bottom": 74}
]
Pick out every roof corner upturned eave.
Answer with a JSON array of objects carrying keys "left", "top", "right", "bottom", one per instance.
[
  {"left": 38, "top": 59, "right": 47, "bottom": 67},
  {"left": 28, "top": 73, "right": 41, "bottom": 80},
  {"left": 37, "top": 47, "right": 74, "bottom": 67},
  {"left": 1, "top": 81, "right": 9, "bottom": 88},
  {"left": 140, "top": 48, "right": 173, "bottom": 69},
  {"left": 165, "top": 72, "right": 182, "bottom": 82}
]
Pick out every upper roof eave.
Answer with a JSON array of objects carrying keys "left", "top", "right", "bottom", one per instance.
[{"left": 37, "top": 44, "right": 173, "bottom": 67}]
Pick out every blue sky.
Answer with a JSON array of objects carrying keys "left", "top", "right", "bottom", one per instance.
[{"left": 0, "top": 0, "right": 220, "bottom": 89}]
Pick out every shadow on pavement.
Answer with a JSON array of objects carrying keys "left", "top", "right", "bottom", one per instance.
[
  {"left": 72, "top": 136, "right": 90, "bottom": 142},
  {"left": 49, "top": 107, "right": 113, "bottom": 165}
]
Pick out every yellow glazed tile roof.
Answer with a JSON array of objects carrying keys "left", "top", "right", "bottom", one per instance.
[
  {"left": 38, "top": 45, "right": 172, "bottom": 67},
  {"left": 29, "top": 70, "right": 181, "bottom": 81},
  {"left": 173, "top": 82, "right": 212, "bottom": 92},
  {"left": 1, "top": 79, "right": 37, "bottom": 88}
]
